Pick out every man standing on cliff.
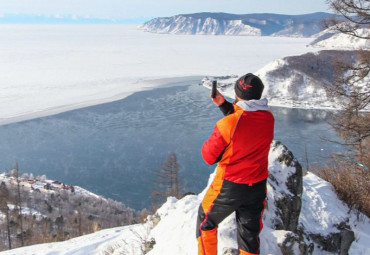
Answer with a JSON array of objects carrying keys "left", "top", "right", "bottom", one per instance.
[{"left": 196, "top": 73, "right": 274, "bottom": 255}]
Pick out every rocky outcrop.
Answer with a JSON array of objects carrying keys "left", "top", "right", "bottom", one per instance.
[
  {"left": 265, "top": 141, "right": 306, "bottom": 254},
  {"left": 143, "top": 140, "right": 358, "bottom": 255},
  {"left": 277, "top": 232, "right": 311, "bottom": 255},
  {"left": 265, "top": 141, "right": 355, "bottom": 255},
  {"left": 308, "top": 228, "right": 355, "bottom": 255},
  {"left": 268, "top": 141, "right": 303, "bottom": 232}
]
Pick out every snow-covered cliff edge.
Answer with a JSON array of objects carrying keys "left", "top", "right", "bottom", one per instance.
[{"left": 3, "top": 141, "right": 369, "bottom": 255}]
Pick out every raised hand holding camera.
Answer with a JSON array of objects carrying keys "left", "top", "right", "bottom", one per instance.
[
  {"left": 211, "top": 80, "right": 217, "bottom": 98},
  {"left": 210, "top": 80, "right": 225, "bottom": 106}
]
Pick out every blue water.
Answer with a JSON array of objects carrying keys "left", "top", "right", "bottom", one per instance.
[{"left": 0, "top": 83, "right": 344, "bottom": 209}]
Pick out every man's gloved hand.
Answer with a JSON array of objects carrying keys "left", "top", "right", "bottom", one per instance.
[{"left": 210, "top": 90, "right": 225, "bottom": 106}]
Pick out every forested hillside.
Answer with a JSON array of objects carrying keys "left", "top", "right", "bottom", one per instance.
[{"left": 0, "top": 170, "right": 136, "bottom": 251}]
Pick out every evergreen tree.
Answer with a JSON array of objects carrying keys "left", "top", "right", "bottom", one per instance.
[{"left": 151, "top": 152, "right": 182, "bottom": 208}]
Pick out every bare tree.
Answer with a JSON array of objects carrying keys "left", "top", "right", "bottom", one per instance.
[
  {"left": 0, "top": 182, "right": 12, "bottom": 250},
  {"left": 151, "top": 152, "right": 182, "bottom": 208},
  {"left": 76, "top": 202, "right": 83, "bottom": 236},
  {"left": 55, "top": 215, "right": 65, "bottom": 241},
  {"left": 0, "top": 170, "right": 136, "bottom": 250},
  {"left": 12, "top": 163, "right": 24, "bottom": 246},
  {"left": 315, "top": 0, "right": 370, "bottom": 217},
  {"left": 325, "top": 0, "right": 370, "bottom": 39},
  {"left": 324, "top": 0, "right": 370, "bottom": 164}
]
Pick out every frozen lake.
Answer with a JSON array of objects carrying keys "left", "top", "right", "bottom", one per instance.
[
  {"left": 0, "top": 83, "right": 343, "bottom": 209},
  {"left": 0, "top": 24, "right": 313, "bottom": 124},
  {"left": 0, "top": 25, "right": 335, "bottom": 209}
]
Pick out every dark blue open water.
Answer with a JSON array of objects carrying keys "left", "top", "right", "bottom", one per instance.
[{"left": 0, "top": 83, "right": 344, "bottom": 209}]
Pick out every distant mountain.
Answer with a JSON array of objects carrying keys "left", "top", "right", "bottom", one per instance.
[{"left": 140, "top": 12, "right": 337, "bottom": 37}]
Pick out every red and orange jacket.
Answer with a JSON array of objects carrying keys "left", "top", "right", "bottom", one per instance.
[{"left": 201, "top": 99, "right": 274, "bottom": 185}]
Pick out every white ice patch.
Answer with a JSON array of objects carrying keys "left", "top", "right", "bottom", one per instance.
[{"left": 0, "top": 25, "right": 312, "bottom": 125}]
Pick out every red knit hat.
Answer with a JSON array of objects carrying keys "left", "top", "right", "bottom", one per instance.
[{"left": 234, "top": 73, "right": 264, "bottom": 100}]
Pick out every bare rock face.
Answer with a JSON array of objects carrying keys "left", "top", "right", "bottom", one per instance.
[
  {"left": 340, "top": 228, "right": 355, "bottom": 255},
  {"left": 265, "top": 141, "right": 355, "bottom": 255},
  {"left": 265, "top": 141, "right": 307, "bottom": 254},
  {"left": 306, "top": 224, "right": 355, "bottom": 255},
  {"left": 277, "top": 232, "right": 301, "bottom": 254}
]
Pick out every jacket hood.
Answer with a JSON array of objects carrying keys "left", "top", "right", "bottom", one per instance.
[{"left": 236, "top": 98, "right": 269, "bottom": 112}]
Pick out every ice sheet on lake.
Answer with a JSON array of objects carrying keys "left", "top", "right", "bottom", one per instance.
[{"left": 0, "top": 24, "right": 313, "bottom": 125}]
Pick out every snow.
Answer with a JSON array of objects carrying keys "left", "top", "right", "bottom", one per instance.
[
  {"left": 0, "top": 225, "right": 148, "bottom": 255},
  {"left": 267, "top": 143, "right": 297, "bottom": 195},
  {"left": 299, "top": 172, "right": 349, "bottom": 235},
  {"left": 310, "top": 28, "right": 370, "bottom": 50},
  {"left": 256, "top": 60, "right": 336, "bottom": 110},
  {"left": 350, "top": 216, "right": 370, "bottom": 255},
  {"left": 300, "top": 172, "right": 370, "bottom": 255},
  {"left": 147, "top": 171, "right": 369, "bottom": 255},
  {"left": 3, "top": 204, "right": 45, "bottom": 220},
  {"left": 147, "top": 196, "right": 199, "bottom": 254},
  {"left": 202, "top": 57, "right": 370, "bottom": 111},
  {"left": 0, "top": 172, "right": 108, "bottom": 212},
  {"left": 0, "top": 175, "right": 109, "bottom": 227},
  {"left": 0, "top": 24, "right": 312, "bottom": 125}
]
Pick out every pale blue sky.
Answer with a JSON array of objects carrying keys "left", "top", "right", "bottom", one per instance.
[{"left": 0, "top": 0, "right": 331, "bottom": 20}]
